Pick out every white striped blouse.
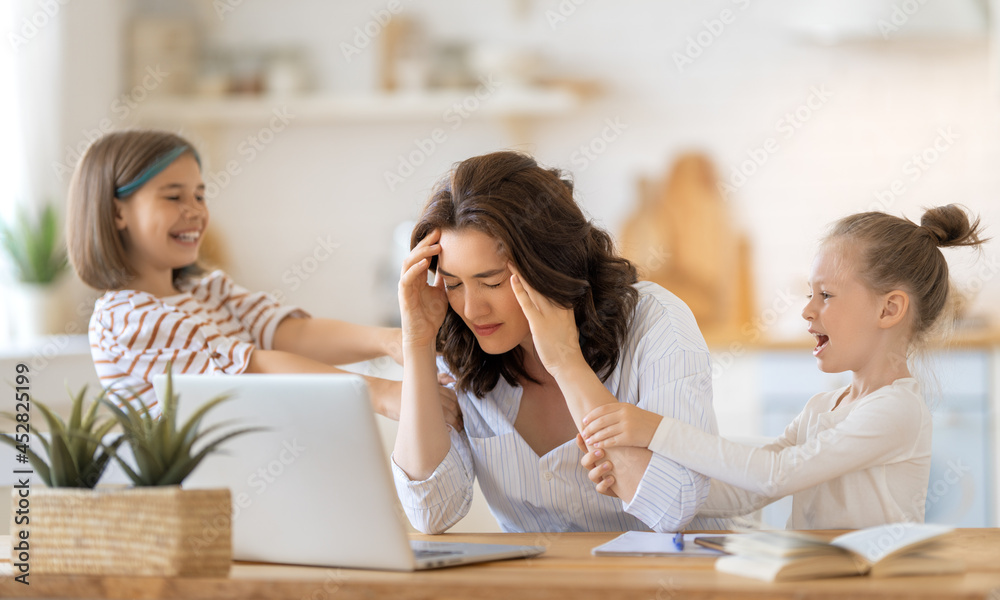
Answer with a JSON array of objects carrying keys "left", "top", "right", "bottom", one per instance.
[
  {"left": 88, "top": 270, "right": 305, "bottom": 416},
  {"left": 392, "top": 281, "right": 731, "bottom": 534}
]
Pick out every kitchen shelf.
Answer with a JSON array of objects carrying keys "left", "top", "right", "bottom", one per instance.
[{"left": 131, "top": 87, "right": 581, "bottom": 126}]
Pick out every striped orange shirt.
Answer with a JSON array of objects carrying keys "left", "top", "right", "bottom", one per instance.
[{"left": 88, "top": 270, "right": 307, "bottom": 416}]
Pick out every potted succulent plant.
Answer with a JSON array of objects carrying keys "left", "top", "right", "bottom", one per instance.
[
  {"left": 0, "top": 203, "right": 70, "bottom": 340},
  {"left": 2, "top": 371, "right": 257, "bottom": 577},
  {"left": 0, "top": 386, "right": 123, "bottom": 488}
]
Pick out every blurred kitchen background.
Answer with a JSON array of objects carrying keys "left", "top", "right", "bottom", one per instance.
[{"left": 1, "top": 0, "right": 999, "bottom": 531}]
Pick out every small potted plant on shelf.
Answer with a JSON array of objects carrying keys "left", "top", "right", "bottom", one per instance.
[
  {"left": 0, "top": 203, "right": 70, "bottom": 340},
  {"left": 2, "top": 371, "right": 257, "bottom": 577}
]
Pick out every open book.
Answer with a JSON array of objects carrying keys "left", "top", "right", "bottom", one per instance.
[{"left": 714, "top": 523, "right": 963, "bottom": 582}]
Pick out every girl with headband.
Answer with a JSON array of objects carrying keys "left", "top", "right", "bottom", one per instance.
[{"left": 67, "top": 130, "right": 458, "bottom": 424}]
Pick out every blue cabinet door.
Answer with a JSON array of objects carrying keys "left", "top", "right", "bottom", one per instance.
[
  {"left": 925, "top": 408, "right": 992, "bottom": 526},
  {"left": 756, "top": 349, "right": 994, "bottom": 528},
  {"left": 921, "top": 351, "right": 992, "bottom": 527}
]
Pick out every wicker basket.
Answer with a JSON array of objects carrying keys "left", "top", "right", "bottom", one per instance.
[{"left": 10, "top": 486, "right": 231, "bottom": 577}]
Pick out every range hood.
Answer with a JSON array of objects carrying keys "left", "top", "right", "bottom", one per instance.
[{"left": 783, "top": 0, "right": 990, "bottom": 43}]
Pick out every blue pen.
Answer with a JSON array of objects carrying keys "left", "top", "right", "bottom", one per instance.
[{"left": 672, "top": 532, "right": 684, "bottom": 551}]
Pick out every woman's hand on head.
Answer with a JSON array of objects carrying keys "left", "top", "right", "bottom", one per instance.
[
  {"left": 508, "top": 263, "right": 585, "bottom": 378},
  {"left": 399, "top": 229, "right": 449, "bottom": 350}
]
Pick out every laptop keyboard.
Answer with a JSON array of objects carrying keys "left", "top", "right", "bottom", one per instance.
[{"left": 413, "top": 548, "right": 462, "bottom": 558}]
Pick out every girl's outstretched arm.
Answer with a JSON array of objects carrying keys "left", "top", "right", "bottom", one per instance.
[
  {"left": 245, "top": 348, "right": 459, "bottom": 427},
  {"left": 581, "top": 403, "right": 663, "bottom": 449},
  {"left": 579, "top": 439, "right": 779, "bottom": 518},
  {"left": 591, "top": 384, "right": 926, "bottom": 499},
  {"left": 273, "top": 317, "right": 403, "bottom": 366}
]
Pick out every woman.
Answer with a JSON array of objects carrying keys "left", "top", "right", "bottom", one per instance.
[{"left": 392, "top": 151, "right": 729, "bottom": 533}]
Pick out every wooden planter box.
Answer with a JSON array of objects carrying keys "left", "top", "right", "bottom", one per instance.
[{"left": 10, "top": 486, "right": 231, "bottom": 577}]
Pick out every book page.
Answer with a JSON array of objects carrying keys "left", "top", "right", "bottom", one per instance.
[
  {"left": 722, "top": 531, "right": 846, "bottom": 559},
  {"left": 831, "top": 523, "right": 953, "bottom": 564}
]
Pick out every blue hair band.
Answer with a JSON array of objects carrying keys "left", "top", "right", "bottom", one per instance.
[{"left": 115, "top": 146, "right": 201, "bottom": 197}]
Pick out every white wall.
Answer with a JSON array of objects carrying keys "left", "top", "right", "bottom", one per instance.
[
  {"left": 39, "top": 0, "right": 1000, "bottom": 341},
  {"left": 165, "top": 2, "right": 1000, "bottom": 330}
]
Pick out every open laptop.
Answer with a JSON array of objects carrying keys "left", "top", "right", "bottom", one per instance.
[{"left": 152, "top": 373, "right": 544, "bottom": 570}]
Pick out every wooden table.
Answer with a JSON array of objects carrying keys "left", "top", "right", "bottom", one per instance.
[{"left": 2, "top": 529, "right": 999, "bottom": 599}]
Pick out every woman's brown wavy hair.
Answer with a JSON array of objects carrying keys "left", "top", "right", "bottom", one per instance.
[{"left": 412, "top": 151, "right": 639, "bottom": 398}]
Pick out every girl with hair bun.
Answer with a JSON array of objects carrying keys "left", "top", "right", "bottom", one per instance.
[
  {"left": 393, "top": 151, "right": 730, "bottom": 534},
  {"left": 580, "top": 205, "right": 987, "bottom": 529}
]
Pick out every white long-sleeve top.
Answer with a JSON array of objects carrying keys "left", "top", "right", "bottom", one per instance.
[
  {"left": 654, "top": 378, "right": 932, "bottom": 529},
  {"left": 392, "top": 281, "right": 732, "bottom": 534}
]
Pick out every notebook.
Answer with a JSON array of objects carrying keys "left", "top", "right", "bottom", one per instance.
[
  {"left": 152, "top": 373, "right": 544, "bottom": 570},
  {"left": 592, "top": 531, "right": 725, "bottom": 557}
]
